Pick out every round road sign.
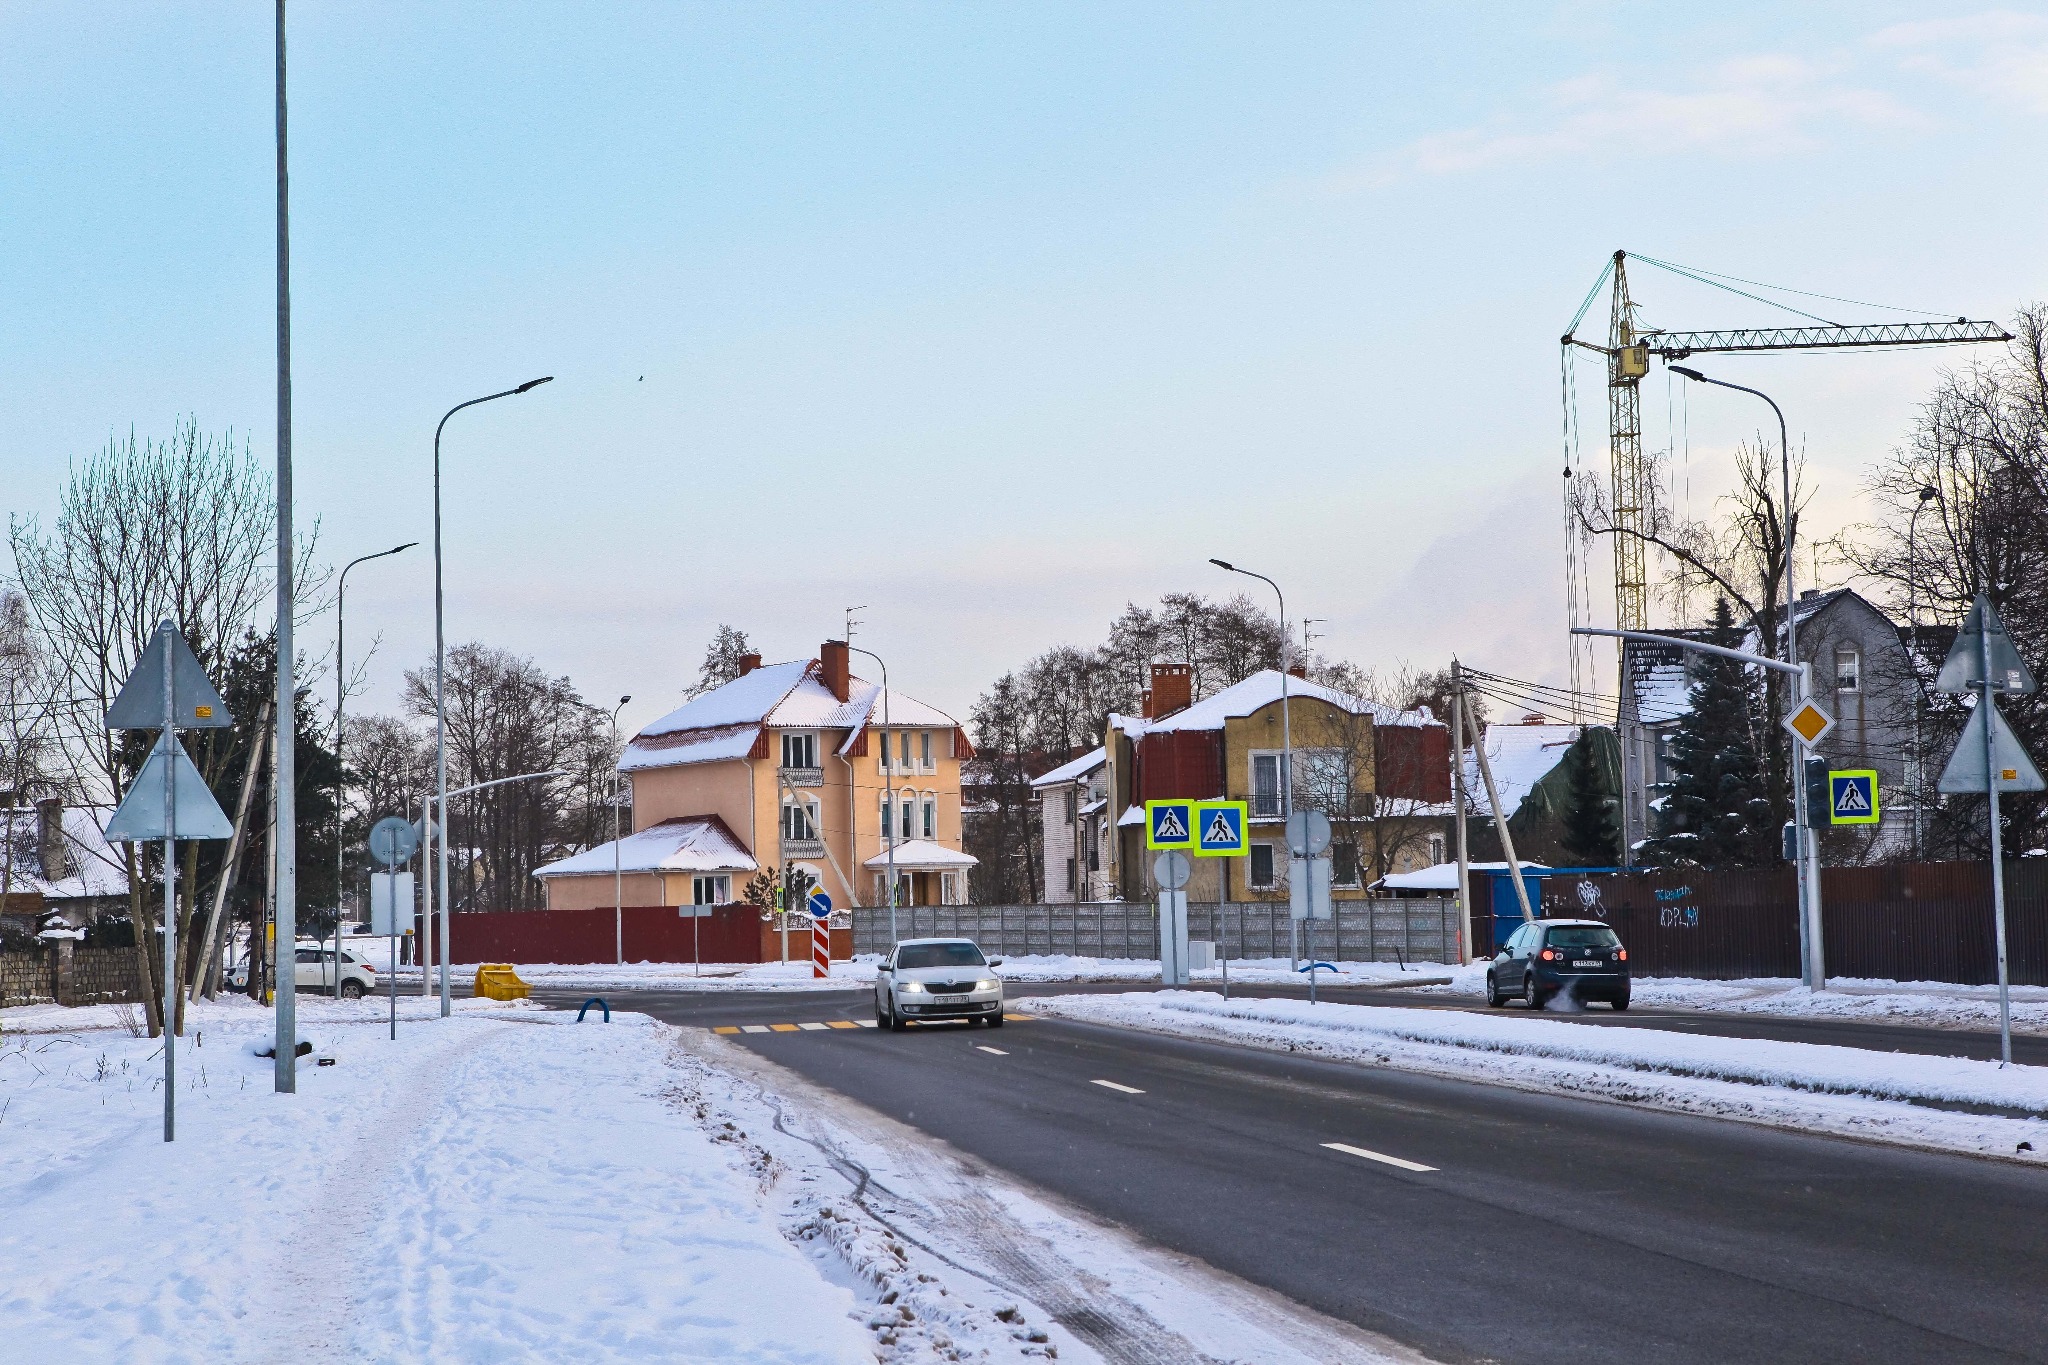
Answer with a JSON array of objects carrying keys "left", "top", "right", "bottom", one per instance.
[
  {"left": 1153, "top": 849, "right": 1192, "bottom": 891},
  {"left": 807, "top": 889, "right": 833, "bottom": 920},
  {"left": 368, "top": 816, "right": 420, "bottom": 868},
  {"left": 1285, "top": 810, "right": 1332, "bottom": 858}
]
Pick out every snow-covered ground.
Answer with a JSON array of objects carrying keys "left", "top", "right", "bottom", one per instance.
[
  {"left": 1416, "top": 963, "right": 2048, "bottom": 1034},
  {"left": 0, "top": 995, "right": 1070, "bottom": 1362},
  {"left": 386, "top": 954, "right": 1455, "bottom": 994},
  {"left": 1023, "top": 991, "right": 2048, "bottom": 1164}
]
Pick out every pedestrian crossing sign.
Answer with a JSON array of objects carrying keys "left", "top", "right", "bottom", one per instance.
[
  {"left": 1828, "top": 770, "right": 1880, "bottom": 826},
  {"left": 1145, "top": 800, "right": 1194, "bottom": 850},
  {"left": 1192, "top": 800, "right": 1249, "bottom": 857}
]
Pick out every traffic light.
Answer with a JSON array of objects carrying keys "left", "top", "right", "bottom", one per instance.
[{"left": 1803, "top": 756, "right": 1829, "bottom": 823}]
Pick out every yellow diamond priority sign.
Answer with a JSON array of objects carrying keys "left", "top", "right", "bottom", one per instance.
[{"left": 1783, "top": 699, "right": 1835, "bottom": 747}]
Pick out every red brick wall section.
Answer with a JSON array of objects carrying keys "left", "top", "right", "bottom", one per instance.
[
  {"left": 1134, "top": 730, "right": 1225, "bottom": 802},
  {"left": 1375, "top": 725, "right": 1451, "bottom": 803},
  {"left": 450, "top": 905, "right": 854, "bottom": 965}
]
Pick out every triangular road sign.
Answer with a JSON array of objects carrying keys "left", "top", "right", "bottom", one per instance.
[
  {"left": 1203, "top": 809, "right": 1236, "bottom": 844},
  {"left": 105, "top": 730, "right": 235, "bottom": 841},
  {"left": 106, "top": 622, "right": 232, "bottom": 730},
  {"left": 1935, "top": 594, "right": 2037, "bottom": 697},
  {"left": 1937, "top": 698, "right": 2046, "bottom": 794},
  {"left": 1158, "top": 809, "right": 1187, "bottom": 840}
]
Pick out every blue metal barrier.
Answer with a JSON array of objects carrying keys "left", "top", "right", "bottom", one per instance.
[{"left": 577, "top": 997, "right": 610, "bottom": 1023}]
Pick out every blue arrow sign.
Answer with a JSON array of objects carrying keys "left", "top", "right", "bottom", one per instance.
[{"left": 807, "top": 890, "right": 832, "bottom": 921}]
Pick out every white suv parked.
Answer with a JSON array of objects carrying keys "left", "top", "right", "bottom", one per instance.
[
  {"left": 876, "top": 938, "right": 1004, "bottom": 1030},
  {"left": 227, "top": 943, "right": 379, "bottom": 998}
]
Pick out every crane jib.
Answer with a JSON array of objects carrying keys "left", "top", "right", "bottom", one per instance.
[{"left": 1645, "top": 319, "right": 2011, "bottom": 358}]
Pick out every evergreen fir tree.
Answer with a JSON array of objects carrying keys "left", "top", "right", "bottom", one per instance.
[
  {"left": 1641, "top": 598, "right": 1776, "bottom": 869},
  {"left": 1559, "top": 727, "right": 1621, "bottom": 865}
]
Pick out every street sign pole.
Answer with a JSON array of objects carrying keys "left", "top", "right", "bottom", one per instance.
[
  {"left": 160, "top": 630, "right": 178, "bottom": 1142},
  {"left": 1982, "top": 625, "right": 2013, "bottom": 1066}
]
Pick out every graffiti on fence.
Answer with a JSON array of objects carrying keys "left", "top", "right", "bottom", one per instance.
[{"left": 1651, "top": 887, "right": 1700, "bottom": 929}]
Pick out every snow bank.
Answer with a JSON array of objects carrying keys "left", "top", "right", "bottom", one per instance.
[
  {"left": 0, "top": 999, "right": 878, "bottom": 1361},
  {"left": 1025, "top": 991, "right": 2048, "bottom": 1162}
]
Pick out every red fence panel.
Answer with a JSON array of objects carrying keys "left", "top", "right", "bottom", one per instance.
[{"left": 448, "top": 905, "right": 842, "bottom": 966}]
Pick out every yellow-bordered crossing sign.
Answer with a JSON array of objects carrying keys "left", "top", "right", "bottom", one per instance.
[
  {"left": 1828, "top": 770, "right": 1880, "bottom": 825},
  {"left": 1145, "top": 800, "right": 1194, "bottom": 850},
  {"left": 1193, "top": 800, "right": 1249, "bottom": 857}
]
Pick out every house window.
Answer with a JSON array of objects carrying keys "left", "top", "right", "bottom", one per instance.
[
  {"left": 1836, "top": 647, "right": 1860, "bottom": 693},
  {"left": 901, "top": 799, "right": 914, "bottom": 840},
  {"left": 781, "top": 799, "right": 818, "bottom": 841},
  {"left": 920, "top": 731, "right": 932, "bottom": 769},
  {"left": 1332, "top": 841, "right": 1360, "bottom": 887},
  {"left": 880, "top": 796, "right": 893, "bottom": 839},
  {"left": 692, "top": 875, "right": 730, "bottom": 905},
  {"left": 878, "top": 732, "right": 891, "bottom": 769},
  {"left": 940, "top": 871, "right": 959, "bottom": 905},
  {"left": 1063, "top": 788, "right": 1077, "bottom": 822},
  {"left": 1065, "top": 857, "right": 1077, "bottom": 892},
  {"left": 922, "top": 798, "right": 936, "bottom": 839},
  {"left": 899, "top": 732, "right": 913, "bottom": 772},
  {"left": 1251, "top": 754, "right": 1284, "bottom": 818},
  {"left": 781, "top": 732, "right": 817, "bottom": 768},
  {"left": 1248, "top": 843, "right": 1276, "bottom": 889},
  {"left": 1429, "top": 834, "right": 1446, "bottom": 865}
]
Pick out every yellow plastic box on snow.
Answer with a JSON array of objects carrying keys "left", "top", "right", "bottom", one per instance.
[{"left": 473, "top": 963, "right": 531, "bottom": 1001}]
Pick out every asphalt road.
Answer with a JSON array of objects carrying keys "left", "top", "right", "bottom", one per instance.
[{"left": 548, "top": 982, "right": 2048, "bottom": 1365}]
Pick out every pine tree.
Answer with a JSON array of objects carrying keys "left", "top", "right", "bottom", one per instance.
[
  {"left": 1559, "top": 727, "right": 1621, "bottom": 865},
  {"left": 1641, "top": 598, "right": 1776, "bottom": 869}
]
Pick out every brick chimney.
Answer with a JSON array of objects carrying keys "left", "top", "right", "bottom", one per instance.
[
  {"left": 36, "top": 798, "right": 67, "bottom": 882},
  {"left": 1287, "top": 662, "right": 1307, "bottom": 679},
  {"left": 737, "top": 652, "right": 763, "bottom": 677},
  {"left": 1140, "top": 688, "right": 1155, "bottom": 719},
  {"left": 1149, "top": 663, "right": 1192, "bottom": 719},
  {"left": 820, "top": 639, "right": 851, "bottom": 702}
]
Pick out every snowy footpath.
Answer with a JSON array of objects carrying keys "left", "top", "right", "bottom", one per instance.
[
  {"left": 0, "top": 994, "right": 1416, "bottom": 1364},
  {"left": 1024, "top": 991, "right": 2048, "bottom": 1165}
]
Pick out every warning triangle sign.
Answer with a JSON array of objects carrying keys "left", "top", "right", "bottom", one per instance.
[
  {"left": 105, "top": 730, "right": 234, "bottom": 841},
  {"left": 1156, "top": 809, "right": 1187, "bottom": 841},
  {"left": 1936, "top": 594, "right": 2038, "bottom": 697},
  {"left": 1938, "top": 698, "right": 2046, "bottom": 794},
  {"left": 1203, "top": 810, "right": 1236, "bottom": 845},
  {"left": 106, "top": 622, "right": 232, "bottom": 730},
  {"left": 1834, "top": 781, "right": 1870, "bottom": 814}
]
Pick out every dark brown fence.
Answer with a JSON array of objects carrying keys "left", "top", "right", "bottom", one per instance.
[{"left": 1529, "top": 860, "right": 2048, "bottom": 984}]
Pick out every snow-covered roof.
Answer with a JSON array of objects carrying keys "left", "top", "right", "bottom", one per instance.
[
  {"left": 625, "top": 661, "right": 959, "bottom": 774},
  {"left": 533, "top": 815, "right": 757, "bottom": 879},
  {"left": 1030, "top": 746, "right": 1107, "bottom": 790},
  {"left": 1116, "top": 804, "right": 1146, "bottom": 827},
  {"left": 1372, "top": 860, "right": 1552, "bottom": 892},
  {"left": 0, "top": 807, "right": 130, "bottom": 903},
  {"left": 1111, "top": 670, "right": 1435, "bottom": 739},
  {"left": 861, "top": 839, "right": 978, "bottom": 870},
  {"left": 1464, "top": 723, "right": 1582, "bottom": 819}
]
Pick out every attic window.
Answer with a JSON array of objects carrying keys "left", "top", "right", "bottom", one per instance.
[{"left": 1835, "top": 647, "right": 1860, "bottom": 693}]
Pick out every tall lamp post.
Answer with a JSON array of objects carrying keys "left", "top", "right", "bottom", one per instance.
[
  {"left": 332, "top": 542, "right": 416, "bottom": 996},
  {"left": 1668, "top": 365, "right": 1824, "bottom": 987},
  {"left": 610, "top": 695, "right": 631, "bottom": 966},
  {"left": 1909, "top": 485, "right": 1938, "bottom": 860},
  {"left": 1209, "top": 559, "right": 1293, "bottom": 960},
  {"left": 847, "top": 645, "right": 896, "bottom": 947},
  {"left": 432, "top": 377, "right": 551, "bottom": 1018}
]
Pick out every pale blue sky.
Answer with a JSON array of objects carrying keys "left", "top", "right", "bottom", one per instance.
[{"left": 5, "top": 3, "right": 2046, "bottom": 730}]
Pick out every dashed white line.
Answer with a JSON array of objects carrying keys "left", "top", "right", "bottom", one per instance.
[
  {"left": 1091, "top": 1079, "right": 1145, "bottom": 1095},
  {"left": 1322, "top": 1142, "right": 1437, "bottom": 1173},
  {"left": 740, "top": 1025, "right": 772, "bottom": 1034},
  {"left": 856, "top": 1020, "right": 878, "bottom": 1028},
  {"left": 976, "top": 1045, "right": 1008, "bottom": 1056},
  {"left": 797, "top": 1022, "right": 830, "bottom": 1031}
]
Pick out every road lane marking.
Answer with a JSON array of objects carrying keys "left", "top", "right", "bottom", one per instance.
[
  {"left": 1322, "top": 1142, "right": 1437, "bottom": 1172},
  {"left": 740, "top": 1025, "right": 772, "bottom": 1034},
  {"left": 856, "top": 1020, "right": 877, "bottom": 1028},
  {"left": 769, "top": 1024, "right": 801, "bottom": 1033},
  {"left": 1092, "top": 1079, "right": 1145, "bottom": 1094},
  {"left": 827, "top": 1021, "right": 859, "bottom": 1029},
  {"left": 797, "top": 1022, "right": 830, "bottom": 1031},
  {"left": 1003, "top": 1012, "right": 1031, "bottom": 1020},
  {"left": 976, "top": 1045, "right": 1008, "bottom": 1055},
  {"left": 713, "top": 1026, "right": 741, "bottom": 1035}
]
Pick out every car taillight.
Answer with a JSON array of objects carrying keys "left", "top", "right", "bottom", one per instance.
[
  {"left": 1614, "top": 949, "right": 1626, "bottom": 962},
  {"left": 1539, "top": 948, "right": 1556, "bottom": 961}
]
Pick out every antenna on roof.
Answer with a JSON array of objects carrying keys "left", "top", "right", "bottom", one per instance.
[
  {"left": 844, "top": 605, "right": 867, "bottom": 643},
  {"left": 1302, "top": 619, "right": 1324, "bottom": 652}
]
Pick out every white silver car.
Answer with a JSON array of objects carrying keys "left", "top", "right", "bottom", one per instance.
[
  {"left": 875, "top": 938, "right": 1005, "bottom": 1030},
  {"left": 228, "top": 943, "right": 379, "bottom": 998}
]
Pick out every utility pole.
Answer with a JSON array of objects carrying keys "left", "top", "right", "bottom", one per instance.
[
  {"left": 273, "top": 0, "right": 298, "bottom": 1094},
  {"left": 1451, "top": 660, "right": 1472, "bottom": 963}
]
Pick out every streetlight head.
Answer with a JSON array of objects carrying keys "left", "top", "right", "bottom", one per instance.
[
  {"left": 1209, "top": 558, "right": 1235, "bottom": 571},
  {"left": 620, "top": 695, "right": 632, "bottom": 705},
  {"left": 1670, "top": 365, "right": 1706, "bottom": 382},
  {"left": 515, "top": 376, "right": 554, "bottom": 393},
  {"left": 392, "top": 541, "right": 419, "bottom": 555}
]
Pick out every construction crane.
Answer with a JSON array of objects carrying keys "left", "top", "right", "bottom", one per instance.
[{"left": 1560, "top": 249, "right": 2009, "bottom": 636}]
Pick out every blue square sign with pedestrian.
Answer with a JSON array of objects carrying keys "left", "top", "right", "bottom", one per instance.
[
  {"left": 1828, "top": 770, "right": 1880, "bottom": 826},
  {"left": 1193, "top": 800, "right": 1249, "bottom": 857}
]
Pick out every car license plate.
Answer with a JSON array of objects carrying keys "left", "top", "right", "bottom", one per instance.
[
  {"left": 936, "top": 994, "right": 966, "bottom": 1003},
  {"left": 1572, "top": 959, "right": 1600, "bottom": 969}
]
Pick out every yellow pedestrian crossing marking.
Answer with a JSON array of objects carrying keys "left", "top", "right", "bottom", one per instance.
[{"left": 709, "top": 1016, "right": 1031, "bottom": 1033}]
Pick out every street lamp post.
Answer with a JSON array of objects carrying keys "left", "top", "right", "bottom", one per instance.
[
  {"left": 1210, "top": 559, "right": 1294, "bottom": 964},
  {"left": 1669, "top": 366, "right": 1825, "bottom": 989},
  {"left": 433, "top": 377, "right": 550, "bottom": 1019},
  {"left": 332, "top": 542, "right": 416, "bottom": 997},
  {"left": 611, "top": 695, "right": 630, "bottom": 966},
  {"left": 847, "top": 645, "right": 896, "bottom": 947},
  {"left": 1909, "top": 485, "right": 1939, "bottom": 860}
]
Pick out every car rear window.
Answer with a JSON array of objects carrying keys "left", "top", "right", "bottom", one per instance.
[
  {"left": 896, "top": 943, "right": 986, "bottom": 969},
  {"left": 1546, "top": 926, "right": 1621, "bottom": 949}
]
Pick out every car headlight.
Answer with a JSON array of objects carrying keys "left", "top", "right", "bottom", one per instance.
[
  {"left": 897, "top": 981, "right": 926, "bottom": 993},
  {"left": 976, "top": 979, "right": 1000, "bottom": 992}
]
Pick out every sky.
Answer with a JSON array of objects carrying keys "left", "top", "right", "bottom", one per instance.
[{"left": 5, "top": 2, "right": 2047, "bottom": 735}]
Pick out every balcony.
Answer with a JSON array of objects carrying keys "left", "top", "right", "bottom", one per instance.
[
  {"left": 1250, "top": 792, "right": 1283, "bottom": 820},
  {"left": 780, "top": 765, "right": 824, "bottom": 788},
  {"left": 780, "top": 837, "right": 826, "bottom": 858}
]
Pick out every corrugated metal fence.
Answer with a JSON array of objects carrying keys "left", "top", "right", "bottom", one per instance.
[
  {"left": 853, "top": 898, "right": 1463, "bottom": 966},
  {"left": 1535, "top": 860, "right": 2048, "bottom": 984}
]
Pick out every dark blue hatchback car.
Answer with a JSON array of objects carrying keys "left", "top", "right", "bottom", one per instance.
[{"left": 1487, "top": 919, "right": 1630, "bottom": 1010}]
